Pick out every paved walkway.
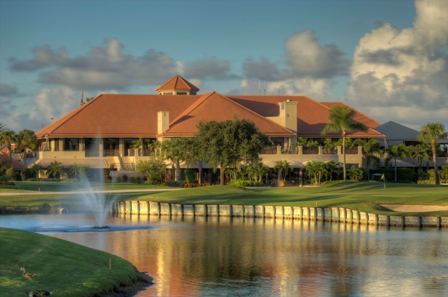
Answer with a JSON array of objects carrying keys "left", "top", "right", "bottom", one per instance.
[{"left": 0, "top": 188, "right": 180, "bottom": 196}]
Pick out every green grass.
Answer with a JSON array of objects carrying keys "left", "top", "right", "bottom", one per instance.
[
  {"left": 137, "top": 182, "right": 448, "bottom": 216},
  {"left": 0, "top": 228, "right": 140, "bottom": 297},
  {"left": 0, "top": 192, "right": 155, "bottom": 214},
  {"left": 5, "top": 181, "right": 168, "bottom": 192}
]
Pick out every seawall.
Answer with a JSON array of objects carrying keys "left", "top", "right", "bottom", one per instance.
[{"left": 113, "top": 200, "right": 448, "bottom": 228}]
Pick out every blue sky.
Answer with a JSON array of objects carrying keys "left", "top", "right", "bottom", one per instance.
[{"left": 1, "top": 0, "right": 446, "bottom": 130}]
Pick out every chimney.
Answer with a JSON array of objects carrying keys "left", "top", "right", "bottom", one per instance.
[
  {"left": 157, "top": 111, "right": 170, "bottom": 135},
  {"left": 278, "top": 100, "right": 297, "bottom": 132}
]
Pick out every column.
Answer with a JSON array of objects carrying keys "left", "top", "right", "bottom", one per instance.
[
  {"left": 79, "top": 138, "right": 85, "bottom": 151},
  {"left": 98, "top": 138, "right": 104, "bottom": 157},
  {"left": 58, "top": 139, "right": 64, "bottom": 151},
  {"left": 119, "top": 138, "right": 125, "bottom": 157}
]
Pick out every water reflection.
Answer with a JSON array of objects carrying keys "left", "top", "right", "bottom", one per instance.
[{"left": 6, "top": 214, "right": 447, "bottom": 297}]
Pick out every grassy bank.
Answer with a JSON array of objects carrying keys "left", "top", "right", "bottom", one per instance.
[
  {"left": 0, "top": 181, "right": 168, "bottom": 192},
  {"left": 0, "top": 192, "right": 151, "bottom": 214},
  {"left": 136, "top": 182, "right": 448, "bottom": 216},
  {"left": 0, "top": 228, "right": 149, "bottom": 297}
]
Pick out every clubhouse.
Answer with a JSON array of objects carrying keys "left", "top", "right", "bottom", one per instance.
[{"left": 35, "top": 75, "right": 384, "bottom": 177}]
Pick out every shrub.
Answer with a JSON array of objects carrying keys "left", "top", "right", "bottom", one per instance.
[
  {"left": 129, "top": 176, "right": 143, "bottom": 184},
  {"left": 347, "top": 167, "right": 364, "bottom": 181},
  {"left": 163, "top": 180, "right": 184, "bottom": 187},
  {"left": 440, "top": 166, "right": 448, "bottom": 183},
  {"left": 136, "top": 159, "right": 166, "bottom": 185},
  {"left": 184, "top": 169, "right": 196, "bottom": 184},
  {"left": 229, "top": 178, "right": 261, "bottom": 187},
  {"left": 5, "top": 167, "right": 15, "bottom": 180}
]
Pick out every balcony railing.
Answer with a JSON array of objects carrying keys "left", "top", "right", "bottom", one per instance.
[{"left": 104, "top": 149, "right": 119, "bottom": 157}]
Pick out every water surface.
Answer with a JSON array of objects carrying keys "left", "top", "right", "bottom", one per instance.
[{"left": 2, "top": 214, "right": 448, "bottom": 297}]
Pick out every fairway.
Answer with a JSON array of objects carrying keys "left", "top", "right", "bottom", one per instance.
[{"left": 137, "top": 182, "right": 448, "bottom": 216}]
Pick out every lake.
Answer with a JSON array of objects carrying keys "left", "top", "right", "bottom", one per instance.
[{"left": 1, "top": 214, "right": 448, "bottom": 297}]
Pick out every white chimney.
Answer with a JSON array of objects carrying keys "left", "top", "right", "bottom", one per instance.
[
  {"left": 278, "top": 100, "right": 297, "bottom": 132},
  {"left": 157, "top": 111, "right": 170, "bottom": 135}
]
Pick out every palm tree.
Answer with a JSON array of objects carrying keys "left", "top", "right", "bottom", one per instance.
[
  {"left": 274, "top": 160, "right": 290, "bottom": 186},
  {"left": 306, "top": 161, "right": 327, "bottom": 185},
  {"left": 16, "top": 129, "right": 37, "bottom": 159},
  {"left": 0, "top": 130, "right": 17, "bottom": 166},
  {"left": 322, "top": 106, "right": 367, "bottom": 180},
  {"left": 419, "top": 123, "right": 447, "bottom": 185},
  {"left": 0, "top": 123, "right": 6, "bottom": 132},
  {"left": 46, "top": 161, "right": 63, "bottom": 179},
  {"left": 130, "top": 139, "right": 144, "bottom": 156},
  {"left": 360, "top": 139, "right": 381, "bottom": 180},
  {"left": 408, "top": 144, "right": 430, "bottom": 180},
  {"left": 386, "top": 144, "right": 408, "bottom": 182}
]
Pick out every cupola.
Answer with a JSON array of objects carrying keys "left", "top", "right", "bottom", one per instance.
[{"left": 155, "top": 75, "right": 199, "bottom": 95}]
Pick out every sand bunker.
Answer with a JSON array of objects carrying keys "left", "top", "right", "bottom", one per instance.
[{"left": 382, "top": 204, "right": 448, "bottom": 213}]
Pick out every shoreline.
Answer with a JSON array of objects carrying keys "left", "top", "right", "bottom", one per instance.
[
  {"left": 0, "top": 228, "right": 154, "bottom": 297},
  {"left": 115, "top": 200, "right": 448, "bottom": 228}
]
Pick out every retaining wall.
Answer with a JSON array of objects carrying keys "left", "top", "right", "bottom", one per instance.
[{"left": 114, "top": 200, "right": 448, "bottom": 228}]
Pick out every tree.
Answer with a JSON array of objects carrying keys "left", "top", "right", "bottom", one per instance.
[
  {"left": 197, "top": 119, "right": 267, "bottom": 185},
  {"left": 0, "top": 130, "right": 17, "bottom": 166},
  {"left": 274, "top": 160, "right": 291, "bottom": 186},
  {"left": 183, "top": 137, "right": 206, "bottom": 185},
  {"left": 305, "top": 161, "right": 327, "bottom": 185},
  {"left": 386, "top": 144, "right": 408, "bottom": 182},
  {"left": 136, "top": 159, "right": 166, "bottom": 184},
  {"left": 161, "top": 138, "right": 191, "bottom": 182},
  {"left": 356, "top": 139, "right": 382, "bottom": 180},
  {"left": 408, "top": 144, "right": 430, "bottom": 180},
  {"left": 130, "top": 139, "right": 144, "bottom": 156},
  {"left": 419, "top": 123, "right": 447, "bottom": 185},
  {"left": 347, "top": 167, "right": 364, "bottom": 181},
  {"left": 0, "top": 123, "right": 5, "bottom": 132},
  {"left": 46, "top": 161, "right": 63, "bottom": 179},
  {"left": 16, "top": 129, "right": 37, "bottom": 159},
  {"left": 321, "top": 106, "right": 367, "bottom": 181},
  {"left": 29, "top": 163, "right": 43, "bottom": 179},
  {"left": 246, "top": 160, "right": 269, "bottom": 184}
]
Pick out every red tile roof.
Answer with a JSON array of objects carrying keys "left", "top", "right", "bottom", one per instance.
[
  {"left": 36, "top": 91, "right": 384, "bottom": 139},
  {"left": 231, "top": 95, "right": 383, "bottom": 138},
  {"left": 155, "top": 75, "right": 199, "bottom": 92},
  {"left": 36, "top": 94, "right": 200, "bottom": 138},
  {"left": 163, "top": 92, "right": 295, "bottom": 137}
]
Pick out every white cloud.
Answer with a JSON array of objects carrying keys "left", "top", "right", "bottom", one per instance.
[
  {"left": 9, "top": 39, "right": 236, "bottom": 91},
  {"left": 286, "top": 30, "right": 348, "bottom": 78},
  {"left": 347, "top": 0, "right": 448, "bottom": 127},
  {"left": 233, "top": 78, "right": 329, "bottom": 99},
  {"left": 239, "top": 31, "right": 346, "bottom": 97}
]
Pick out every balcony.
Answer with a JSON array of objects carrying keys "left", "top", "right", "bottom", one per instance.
[{"left": 259, "top": 145, "right": 363, "bottom": 167}]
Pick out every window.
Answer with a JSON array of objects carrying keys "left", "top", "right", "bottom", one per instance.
[
  {"left": 63, "top": 138, "right": 79, "bottom": 151},
  {"left": 85, "top": 138, "right": 99, "bottom": 157},
  {"left": 103, "top": 138, "right": 119, "bottom": 156}
]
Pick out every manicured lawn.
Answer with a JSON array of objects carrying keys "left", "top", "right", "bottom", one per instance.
[
  {"left": 0, "top": 192, "right": 154, "bottom": 213},
  {"left": 137, "top": 182, "right": 448, "bottom": 216},
  {"left": 6, "top": 181, "right": 168, "bottom": 192},
  {"left": 0, "top": 228, "right": 141, "bottom": 297}
]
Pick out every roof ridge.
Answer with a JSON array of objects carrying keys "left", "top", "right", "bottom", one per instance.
[
  {"left": 42, "top": 95, "right": 102, "bottom": 136},
  {"left": 168, "top": 92, "right": 215, "bottom": 127},
  {"left": 222, "top": 94, "right": 295, "bottom": 134}
]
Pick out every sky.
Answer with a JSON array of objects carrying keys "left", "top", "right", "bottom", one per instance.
[{"left": 0, "top": 0, "right": 447, "bottom": 131}]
